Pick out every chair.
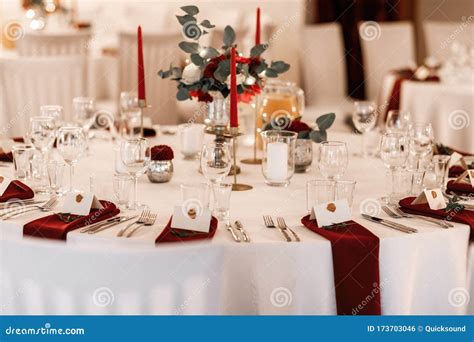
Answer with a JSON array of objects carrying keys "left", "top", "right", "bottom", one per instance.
[
  {"left": 16, "top": 32, "right": 91, "bottom": 56},
  {"left": 423, "top": 21, "right": 474, "bottom": 62},
  {"left": 118, "top": 32, "right": 182, "bottom": 125},
  {"left": 359, "top": 21, "right": 416, "bottom": 101},
  {"left": 0, "top": 56, "right": 87, "bottom": 137},
  {"left": 300, "top": 23, "right": 353, "bottom": 131}
]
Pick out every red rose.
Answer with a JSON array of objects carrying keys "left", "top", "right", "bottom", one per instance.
[
  {"left": 151, "top": 145, "right": 174, "bottom": 161},
  {"left": 288, "top": 119, "right": 310, "bottom": 133},
  {"left": 189, "top": 90, "right": 213, "bottom": 103},
  {"left": 203, "top": 55, "right": 226, "bottom": 79}
]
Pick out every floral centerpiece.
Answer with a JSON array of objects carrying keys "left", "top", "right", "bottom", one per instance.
[
  {"left": 147, "top": 145, "right": 175, "bottom": 183},
  {"left": 158, "top": 5, "right": 290, "bottom": 105}
]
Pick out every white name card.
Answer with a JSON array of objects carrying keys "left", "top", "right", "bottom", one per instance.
[
  {"left": 171, "top": 205, "right": 212, "bottom": 233},
  {"left": 310, "top": 199, "right": 351, "bottom": 227},
  {"left": 62, "top": 193, "right": 103, "bottom": 216},
  {"left": 411, "top": 189, "right": 446, "bottom": 210},
  {"left": 0, "top": 174, "right": 13, "bottom": 196}
]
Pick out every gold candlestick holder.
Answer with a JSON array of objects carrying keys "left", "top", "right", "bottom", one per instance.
[{"left": 230, "top": 127, "right": 253, "bottom": 191}]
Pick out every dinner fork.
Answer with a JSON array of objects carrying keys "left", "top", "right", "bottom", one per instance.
[
  {"left": 0, "top": 198, "right": 53, "bottom": 218},
  {"left": 263, "top": 215, "right": 291, "bottom": 242},
  {"left": 2, "top": 197, "right": 58, "bottom": 220},
  {"left": 125, "top": 212, "right": 157, "bottom": 238},
  {"left": 383, "top": 205, "right": 452, "bottom": 228},
  {"left": 276, "top": 217, "right": 301, "bottom": 242},
  {"left": 117, "top": 209, "right": 149, "bottom": 237}
]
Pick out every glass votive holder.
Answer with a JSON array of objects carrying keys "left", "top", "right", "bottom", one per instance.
[
  {"left": 12, "top": 144, "right": 34, "bottom": 180},
  {"left": 335, "top": 180, "right": 357, "bottom": 208},
  {"left": 306, "top": 179, "right": 336, "bottom": 213},
  {"left": 113, "top": 173, "right": 132, "bottom": 208},
  {"left": 47, "top": 160, "right": 65, "bottom": 195},
  {"left": 180, "top": 183, "right": 210, "bottom": 209},
  {"left": 261, "top": 130, "right": 297, "bottom": 186},
  {"left": 212, "top": 183, "right": 232, "bottom": 221},
  {"left": 178, "top": 123, "right": 205, "bottom": 159}
]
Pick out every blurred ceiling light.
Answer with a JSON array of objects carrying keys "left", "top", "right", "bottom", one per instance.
[{"left": 25, "top": 9, "right": 36, "bottom": 19}]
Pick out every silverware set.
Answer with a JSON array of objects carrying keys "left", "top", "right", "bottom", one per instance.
[
  {"left": 226, "top": 220, "right": 250, "bottom": 242},
  {"left": 382, "top": 205, "right": 453, "bottom": 228},
  {"left": 362, "top": 214, "right": 418, "bottom": 234},
  {"left": 0, "top": 197, "right": 58, "bottom": 220},
  {"left": 117, "top": 210, "right": 157, "bottom": 238},
  {"left": 80, "top": 215, "right": 138, "bottom": 234},
  {"left": 263, "top": 215, "right": 300, "bottom": 242}
]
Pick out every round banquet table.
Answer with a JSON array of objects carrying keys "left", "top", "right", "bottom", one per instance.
[{"left": 0, "top": 130, "right": 472, "bottom": 315}]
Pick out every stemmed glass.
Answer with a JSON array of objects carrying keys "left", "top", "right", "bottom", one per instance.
[
  {"left": 408, "top": 122, "right": 433, "bottom": 170},
  {"left": 56, "top": 126, "right": 86, "bottom": 194},
  {"left": 40, "top": 105, "right": 63, "bottom": 128},
  {"left": 318, "top": 141, "right": 348, "bottom": 180},
  {"left": 120, "top": 91, "right": 141, "bottom": 137},
  {"left": 352, "top": 101, "right": 378, "bottom": 157},
  {"left": 73, "top": 97, "right": 95, "bottom": 126},
  {"left": 120, "top": 138, "right": 150, "bottom": 209},
  {"left": 380, "top": 132, "right": 409, "bottom": 204},
  {"left": 30, "top": 116, "right": 56, "bottom": 193},
  {"left": 385, "top": 110, "right": 411, "bottom": 134},
  {"left": 200, "top": 142, "right": 232, "bottom": 184}
]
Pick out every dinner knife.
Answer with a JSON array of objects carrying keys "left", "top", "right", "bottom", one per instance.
[
  {"left": 88, "top": 215, "right": 138, "bottom": 234},
  {"left": 80, "top": 216, "right": 122, "bottom": 233},
  {"left": 226, "top": 222, "right": 241, "bottom": 242},
  {"left": 361, "top": 214, "right": 418, "bottom": 233}
]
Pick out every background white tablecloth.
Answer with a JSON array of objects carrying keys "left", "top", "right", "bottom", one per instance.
[{"left": 0, "top": 131, "right": 472, "bottom": 315}]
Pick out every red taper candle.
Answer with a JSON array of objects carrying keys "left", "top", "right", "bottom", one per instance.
[
  {"left": 255, "top": 7, "right": 261, "bottom": 45},
  {"left": 137, "top": 26, "right": 146, "bottom": 102},
  {"left": 229, "top": 47, "right": 238, "bottom": 128}
]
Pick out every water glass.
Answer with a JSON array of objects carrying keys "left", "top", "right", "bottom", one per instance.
[
  {"left": 179, "top": 123, "right": 205, "bottom": 159},
  {"left": 318, "top": 141, "right": 348, "bottom": 180},
  {"left": 120, "top": 91, "right": 141, "bottom": 137},
  {"left": 212, "top": 183, "right": 232, "bottom": 221},
  {"left": 201, "top": 142, "right": 232, "bottom": 184},
  {"left": 180, "top": 183, "right": 210, "bottom": 209},
  {"left": 261, "top": 130, "right": 297, "bottom": 186},
  {"left": 73, "top": 97, "right": 95, "bottom": 126},
  {"left": 57, "top": 126, "right": 86, "bottom": 194},
  {"left": 432, "top": 155, "right": 450, "bottom": 188},
  {"left": 47, "top": 160, "right": 65, "bottom": 195},
  {"left": 391, "top": 169, "right": 413, "bottom": 201},
  {"left": 306, "top": 180, "right": 336, "bottom": 213},
  {"left": 40, "top": 105, "right": 63, "bottom": 127},
  {"left": 352, "top": 101, "right": 378, "bottom": 157},
  {"left": 335, "top": 180, "right": 357, "bottom": 208},
  {"left": 113, "top": 173, "right": 132, "bottom": 208},
  {"left": 385, "top": 110, "right": 411, "bottom": 134},
  {"left": 30, "top": 116, "right": 56, "bottom": 192},
  {"left": 408, "top": 122, "right": 434, "bottom": 169},
  {"left": 409, "top": 169, "right": 425, "bottom": 195},
  {"left": 12, "top": 144, "right": 34, "bottom": 180}
]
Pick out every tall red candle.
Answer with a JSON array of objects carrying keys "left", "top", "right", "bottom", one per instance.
[
  {"left": 137, "top": 26, "right": 146, "bottom": 102},
  {"left": 255, "top": 7, "right": 261, "bottom": 45},
  {"left": 229, "top": 47, "right": 238, "bottom": 128}
]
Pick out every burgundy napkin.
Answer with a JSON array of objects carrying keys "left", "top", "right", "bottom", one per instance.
[
  {"left": 449, "top": 165, "right": 467, "bottom": 178},
  {"left": 399, "top": 197, "right": 473, "bottom": 239},
  {"left": 155, "top": 216, "right": 218, "bottom": 243},
  {"left": 0, "top": 181, "right": 34, "bottom": 202},
  {"left": 301, "top": 215, "right": 381, "bottom": 315},
  {"left": 0, "top": 152, "right": 13, "bottom": 162},
  {"left": 446, "top": 180, "right": 473, "bottom": 195},
  {"left": 23, "top": 200, "right": 119, "bottom": 240}
]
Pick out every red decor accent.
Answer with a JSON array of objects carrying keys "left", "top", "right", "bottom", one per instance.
[
  {"left": 229, "top": 47, "right": 238, "bottom": 128},
  {"left": 399, "top": 197, "right": 474, "bottom": 240},
  {"left": 23, "top": 201, "right": 119, "bottom": 240},
  {"left": 255, "top": 7, "right": 261, "bottom": 45},
  {"left": 150, "top": 145, "right": 174, "bottom": 161},
  {"left": 446, "top": 180, "right": 473, "bottom": 196},
  {"left": 155, "top": 216, "right": 218, "bottom": 243},
  {"left": 301, "top": 215, "right": 381, "bottom": 315},
  {"left": 137, "top": 26, "right": 146, "bottom": 101},
  {"left": 288, "top": 119, "right": 311, "bottom": 133},
  {"left": 0, "top": 151, "right": 13, "bottom": 162},
  {"left": 449, "top": 165, "right": 467, "bottom": 178},
  {"left": 0, "top": 181, "right": 34, "bottom": 202}
]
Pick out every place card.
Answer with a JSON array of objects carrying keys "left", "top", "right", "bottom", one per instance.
[
  {"left": 0, "top": 140, "right": 14, "bottom": 154},
  {"left": 310, "top": 199, "right": 351, "bottom": 227},
  {"left": 62, "top": 193, "right": 103, "bottom": 216},
  {"left": 449, "top": 152, "right": 463, "bottom": 167},
  {"left": 171, "top": 205, "right": 212, "bottom": 233},
  {"left": 411, "top": 189, "right": 446, "bottom": 210},
  {"left": 469, "top": 170, "right": 474, "bottom": 187},
  {"left": 454, "top": 170, "right": 473, "bottom": 185},
  {"left": 0, "top": 175, "right": 13, "bottom": 196}
]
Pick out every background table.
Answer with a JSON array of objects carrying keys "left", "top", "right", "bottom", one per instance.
[{"left": 0, "top": 131, "right": 472, "bottom": 315}]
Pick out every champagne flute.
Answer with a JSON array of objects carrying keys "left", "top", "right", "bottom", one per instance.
[
  {"left": 380, "top": 132, "right": 409, "bottom": 204},
  {"left": 30, "top": 116, "right": 56, "bottom": 193},
  {"left": 120, "top": 138, "right": 150, "bottom": 209},
  {"left": 200, "top": 142, "right": 232, "bottom": 184},
  {"left": 408, "top": 122, "right": 433, "bottom": 170},
  {"left": 57, "top": 126, "right": 86, "bottom": 194},
  {"left": 385, "top": 110, "right": 411, "bottom": 134},
  {"left": 352, "top": 101, "right": 378, "bottom": 157}
]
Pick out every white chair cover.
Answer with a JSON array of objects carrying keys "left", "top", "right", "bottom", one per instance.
[
  {"left": 16, "top": 32, "right": 91, "bottom": 56},
  {"left": 118, "top": 32, "right": 182, "bottom": 125},
  {"left": 0, "top": 56, "right": 86, "bottom": 137},
  {"left": 359, "top": 21, "right": 416, "bottom": 101}
]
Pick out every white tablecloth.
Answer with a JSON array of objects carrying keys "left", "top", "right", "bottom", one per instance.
[{"left": 0, "top": 131, "right": 472, "bottom": 315}]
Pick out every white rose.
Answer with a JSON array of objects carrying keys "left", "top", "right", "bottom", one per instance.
[{"left": 181, "top": 63, "right": 201, "bottom": 85}]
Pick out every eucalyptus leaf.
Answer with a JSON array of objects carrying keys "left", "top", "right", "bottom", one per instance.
[
  {"left": 255, "top": 61, "right": 267, "bottom": 74},
  {"left": 176, "top": 14, "right": 196, "bottom": 26},
  {"left": 171, "top": 67, "right": 182, "bottom": 78},
  {"left": 158, "top": 69, "right": 171, "bottom": 78},
  {"left": 270, "top": 61, "right": 290, "bottom": 73},
  {"left": 310, "top": 130, "right": 327, "bottom": 143},
  {"left": 250, "top": 44, "right": 268, "bottom": 57},
  {"left": 178, "top": 41, "right": 200, "bottom": 54},
  {"left": 316, "top": 113, "right": 336, "bottom": 131},
  {"left": 176, "top": 87, "right": 191, "bottom": 101},
  {"left": 214, "top": 59, "right": 230, "bottom": 82},
  {"left": 190, "top": 53, "right": 204, "bottom": 66},
  {"left": 200, "top": 20, "right": 215, "bottom": 29},
  {"left": 200, "top": 47, "right": 220, "bottom": 59},
  {"left": 297, "top": 130, "right": 310, "bottom": 139},
  {"left": 180, "top": 5, "right": 199, "bottom": 15},
  {"left": 223, "top": 25, "right": 236, "bottom": 46},
  {"left": 265, "top": 68, "right": 278, "bottom": 78}
]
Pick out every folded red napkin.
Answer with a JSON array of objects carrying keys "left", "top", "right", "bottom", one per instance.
[
  {"left": 399, "top": 197, "right": 473, "bottom": 239},
  {"left": 0, "top": 181, "right": 34, "bottom": 202},
  {"left": 449, "top": 165, "right": 467, "bottom": 178},
  {"left": 155, "top": 216, "right": 218, "bottom": 243},
  {"left": 0, "top": 151, "right": 13, "bottom": 162},
  {"left": 301, "top": 215, "right": 381, "bottom": 315},
  {"left": 446, "top": 180, "right": 473, "bottom": 195},
  {"left": 23, "top": 200, "right": 119, "bottom": 240}
]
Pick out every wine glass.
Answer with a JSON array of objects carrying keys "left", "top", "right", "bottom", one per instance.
[
  {"left": 57, "top": 126, "right": 86, "bottom": 194},
  {"left": 200, "top": 142, "right": 232, "bottom": 184},
  {"left": 40, "top": 105, "right": 62, "bottom": 128},
  {"left": 408, "top": 122, "right": 433, "bottom": 170},
  {"left": 385, "top": 110, "right": 411, "bottom": 134},
  {"left": 30, "top": 116, "right": 56, "bottom": 193},
  {"left": 380, "top": 132, "right": 409, "bottom": 204},
  {"left": 73, "top": 97, "right": 95, "bottom": 126},
  {"left": 120, "top": 138, "right": 150, "bottom": 209},
  {"left": 352, "top": 101, "right": 378, "bottom": 157},
  {"left": 120, "top": 91, "right": 141, "bottom": 137},
  {"left": 318, "top": 141, "right": 348, "bottom": 180}
]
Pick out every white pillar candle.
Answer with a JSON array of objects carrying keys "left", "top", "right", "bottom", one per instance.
[
  {"left": 180, "top": 125, "right": 204, "bottom": 156},
  {"left": 267, "top": 141, "right": 288, "bottom": 180}
]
